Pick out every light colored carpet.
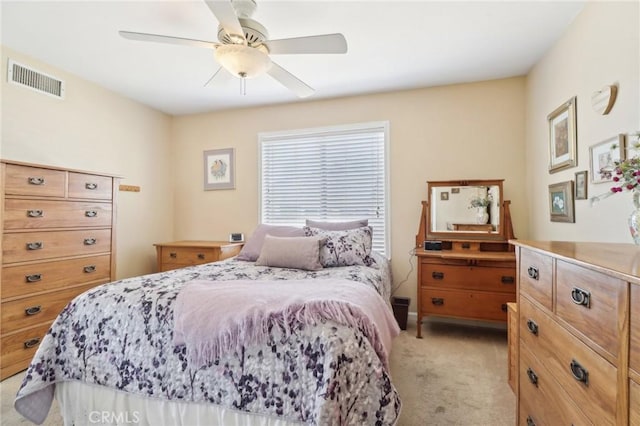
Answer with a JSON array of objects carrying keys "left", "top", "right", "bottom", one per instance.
[{"left": 1, "top": 318, "right": 515, "bottom": 425}]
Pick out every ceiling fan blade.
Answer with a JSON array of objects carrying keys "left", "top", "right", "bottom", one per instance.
[
  {"left": 204, "top": 1, "right": 245, "bottom": 42},
  {"left": 265, "top": 33, "right": 347, "bottom": 55},
  {"left": 119, "top": 31, "right": 218, "bottom": 49},
  {"left": 267, "top": 62, "right": 314, "bottom": 98}
]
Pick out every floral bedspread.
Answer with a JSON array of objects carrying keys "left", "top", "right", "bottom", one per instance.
[{"left": 14, "top": 255, "right": 401, "bottom": 425}]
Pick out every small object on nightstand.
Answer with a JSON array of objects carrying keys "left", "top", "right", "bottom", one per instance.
[
  {"left": 423, "top": 240, "right": 442, "bottom": 251},
  {"left": 229, "top": 233, "right": 244, "bottom": 242}
]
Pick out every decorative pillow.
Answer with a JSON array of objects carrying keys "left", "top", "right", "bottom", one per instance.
[
  {"left": 303, "top": 226, "right": 377, "bottom": 268},
  {"left": 236, "top": 224, "right": 305, "bottom": 261},
  {"left": 255, "top": 235, "right": 324, "bottom": 271},
  {"left": 305, "top": 219, "right": 368, "bottom": 231}
]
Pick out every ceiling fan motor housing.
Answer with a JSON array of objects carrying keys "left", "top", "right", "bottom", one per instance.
[{"left": 218, "top": 17, "right": 268, "bottom": 48}]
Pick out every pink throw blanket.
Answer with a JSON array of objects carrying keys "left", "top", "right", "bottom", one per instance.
[{"left": 173, "top": 278, "right": 400, "bottom": 369}]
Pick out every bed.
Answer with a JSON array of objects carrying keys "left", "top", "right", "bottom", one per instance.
[{"left": 14, "top": 224, "right": 402, "bottom": 425}]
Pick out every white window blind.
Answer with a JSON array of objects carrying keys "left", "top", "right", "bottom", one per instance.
[{"left": 259, "top": 122, "right": 389, "bottom": 257}]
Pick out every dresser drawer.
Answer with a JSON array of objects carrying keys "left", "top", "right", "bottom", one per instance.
[
  {"left": 68, "top": 172, "right": 113, "bottom": 200},
  {"left": 3, "top": 229, "right": 112, "bottom": 263},
  {"left": 420, "top": 262, "right": 516, "bottom": 292},
  {"left": 1, "top": 255, "right": 111, "bottom": 300},
  {"left": 160, "top": 246, "right": 220, "bottom": 267},
  {"left": 631, "top": 379, "right": 640, "bottom": 426},
  {"left": 630, "top": 286, "right": 640, "bottom": 375},
  {"left": 4, "top": 199, "right": 113, "bottom": 230},
  {"left": 519, "top": 295, "right": 617, "bottom": 423},
  {"left": 3, "top": 164, "right": 66, "bottom": 198},
  {"left": 1, "top": 323, "right": 51, "bottom": 379},
  {"left": 420, "top": 288, "right": 513, "bottom": 321},
  {"left": 518, "top": 248, "right": 553, "bottom": 311},
  {"left": 518, "top": 342, "right": 593, "bottom": 426},
  {"left": 1, "top": 283, "right": 95, "bottom": 334},
  {"left": 556, "top": 260, "right": 625, "bottom": 358}
]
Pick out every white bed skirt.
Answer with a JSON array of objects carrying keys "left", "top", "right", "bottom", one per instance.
[{"left": 55, "top": 381, "right": 304, "bottom": 426}]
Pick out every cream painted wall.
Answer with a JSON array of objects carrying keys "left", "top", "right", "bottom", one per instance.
[
  {"left": 525, "top": 1, "right": 640, "bottom": 242},
  {"left": 1, "top": 46, "right": 175, "bottom": 279},
  {"left": 171, "top": 77, "right": 527, "bottom": 308}
]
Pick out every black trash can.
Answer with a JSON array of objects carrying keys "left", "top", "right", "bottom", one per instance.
[{"left": 391, "top": 296, "right": 410, "bottom": 330}]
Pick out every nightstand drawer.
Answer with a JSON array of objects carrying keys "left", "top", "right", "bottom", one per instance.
[
  {"left": 519, "top": 248, "right": 553, "bottom": 311},
  {"left": 160, "top": 247, "right": 218, "bottom": 266},
  {"left": 3, "top": 229, "right": 111, "bottom": 263},
  {"left": 3, "top": 164, "right": 66, "bottom": 198},
  {"left": 1, "top": 255, "right": 111, "bottom": 300},
  {"left": 4, "top": 199, "right": 113, "bottom": 230},
  {"left": 556, "top": 260, "right": 625, "bottom": 358},
  {"left": 420, "top": 288, "right": 512, "bottom": 321}
]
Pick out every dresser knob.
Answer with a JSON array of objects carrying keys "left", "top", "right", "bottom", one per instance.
[
  {"left": 85, "top": 210, "right": 98, "bottom": 217},
  {"left": 28, "top": 177, "right": 45, "bottom": 185},
  {"left": 527, "top": 266, "right": 539, "bottom": 280},
  {"left": 526, "top": 319, "right": 539, "bottom": 336},
  {"left": 85, "top": 182, "right": 98, "bottom": 190},
  {"left": 526, "top": 416, "right": 536, "bottom": 426},
  {"left": 26, "top": 241, "right": 43, "bottom": 250},
  {"left": 83, "top": 265, "right": 97, "bottom": 273},
  {"left": 526, "top": 367, "right": 538, "bottom": 387},
  {"left": 83, "top": 238, "right": 97, "bottom": 246},
  {"left": 27, "top": 209, "right": 44, "bottom": 218},
  {"left": 197, "top": 253, "right": 205, "bottom": 260},
  {"left": 431, "top": 298, "right": 444, "bottom": 306},
  {"left": 570, "top": 359, "right": 589, "bottom": 385},
  {"left": 501, "top": 276, "right": 514, "bottom": 284},
  {"left": 25, "top": 305, "right": 42, "bottom": 316},
  {"left": 23, "top": 337, "right": 41, "bottom": 349},
  {"left": 25, "top": 274, "right": 42, "bottom": 283},
  {"left": 432, "top": 271, "right": 444, "bottom": 280},
  {"left": 169, "top": 252, "right": 177, "bottom": 258},
  {"left": 570, "top": 287, "right": 591, "bottom": 308}
]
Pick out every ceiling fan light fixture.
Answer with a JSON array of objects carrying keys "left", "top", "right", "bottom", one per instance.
[{"left": 215, "top": 44, "right": 271, "bottom": 79}]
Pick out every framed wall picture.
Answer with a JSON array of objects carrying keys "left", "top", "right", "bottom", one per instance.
[
  {"left": 548, "top": 96, "right": 577, "bottom": 173},
  {"left": 589, "top": 134, "right": 625, "bottom": 183},
  {"left": 575, "top": 170, "right": 588, "bottom": 200},
  {"left": 203, "top": 148, "right": 235, "bottom": 190},
  {"left": 549, "top": 181, "right": 575, "bottom": 223}
]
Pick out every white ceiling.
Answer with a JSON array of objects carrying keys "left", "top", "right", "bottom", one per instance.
[{"left": 1, "top": 0, "right": 585, "bottom": 116}]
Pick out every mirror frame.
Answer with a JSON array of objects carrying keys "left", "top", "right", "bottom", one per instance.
[{"left": 426, "top": 179, "right": 506, "bottom": 241}]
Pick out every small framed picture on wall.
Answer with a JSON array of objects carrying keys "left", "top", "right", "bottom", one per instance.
[{"left": 575, "top": 170, "right": 588, "bottom": 200}]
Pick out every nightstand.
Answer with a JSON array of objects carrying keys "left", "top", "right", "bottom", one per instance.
[{"left": 154, "top": 240, "right": 244, "bottom": 272}]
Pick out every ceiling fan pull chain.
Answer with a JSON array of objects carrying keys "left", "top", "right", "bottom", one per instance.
[{"left": 240, "top": 77, "right": 246, "bottom": 96}]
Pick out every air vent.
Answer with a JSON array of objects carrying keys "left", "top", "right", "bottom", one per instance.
[{"left": 8, "top": 59, "right": 65, "bottom": 99}]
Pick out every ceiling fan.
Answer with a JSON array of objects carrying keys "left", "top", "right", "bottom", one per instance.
[{"left": 119, "top": 0, "right": 347, "bottom": 98}]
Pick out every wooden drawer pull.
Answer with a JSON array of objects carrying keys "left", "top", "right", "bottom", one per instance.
[
  {"left": 23, "top": 337, "right": 41, "bottom": 349},
  {"left": 25, "top": 273, "right": 42, "bottom": 283},
  {"left": 570, "top": 359, "right": 589, "bottom": 385},
  {"left": 197, "top": 253, "right": 205, "bottom": 260},
  {"left": 526, "top": 319, "right": 539, "bottom": 336},
  {"left": 83, "top": 265, "right": 97, "bottom": 273},
  {"left": 28, "top": 177, "right": 45, "bottom": 185},
  {"left": 501, "top": 303, "right": 508, "bottom": 312},
  {"left": 169, "top": 252, "right": 177, "bottom": 258},
  {"left": 431, "top": 298, "right": 444, "bottom": 306},
  {"left": 526, "top": 367, "right": 538, "bottom": 387},
  {"left": 83, "top": 238, "right": 97, "bottom": 246},
  {"left": 85, "top": 182, "right": 98, "bottom": 190},
  {"left": 26, "top": 241, "right": 43, "bottom": 250},
  {"left": 27, "top": 209, "right": 44, "bottom": 218},
  {"left": 527, "top": 266, "right": 539, "bottom": 280},
  {"left": 570, "top": 287, "right": 591, "bottom": 308},
  {"left": 85, "top": 210, "right": 98, "bottom": 217},
  {"left": 432, "top": 271, "right": 444, "bottom": 280},
  {"left": 25, "top": 305, "right": 42, "bottom": 316},
  {"left": 526, "top": 416, "right": 536, "bottom": 426},
  {"left": 501, "top": 276, "right": 514, "bottom": 284}
]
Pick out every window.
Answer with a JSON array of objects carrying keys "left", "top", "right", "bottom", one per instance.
[{"left": 259, "top": 121, "right": 390, "bottom": 257}]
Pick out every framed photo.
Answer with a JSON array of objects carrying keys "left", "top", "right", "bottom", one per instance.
[
  {"left": 548, "top": 96, "right": 577, "bottom": 173},
  {"left": 589, "top": 134, "right": 625, "bottom": 183},
  {"left": 203, "top": 148, "right": 235, "bottom": 190},
  {"left": 548, "top": 181, "right": 575, "bottom": 223},
  {"left": 575, "top": 170, "right": 588, "bottom": 200}
]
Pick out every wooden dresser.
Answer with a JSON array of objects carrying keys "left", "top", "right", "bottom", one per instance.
[
  {"left": 154, "top": 240, "right": 243, "bottom": 272},
  {"left": 1, "top": 160, "right": 118, "bottom": 379},
  {"left": 415, "top": 179, "right": 516, "bottom": 338},
  {"left": 512, "top": 240, "right": 640, "bottom": 425}
]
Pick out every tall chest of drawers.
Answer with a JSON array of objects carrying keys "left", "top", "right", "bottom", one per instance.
[
  {"left": 512, "top": 240, "right": 640, "bottom": 425},
  {"left": 1, "top": 160, "right": 118, "bottom": 379}
]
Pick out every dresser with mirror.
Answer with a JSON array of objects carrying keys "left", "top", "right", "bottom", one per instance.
[{"left": 414, "top": 179, "right": 516, "bottom": 338}]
